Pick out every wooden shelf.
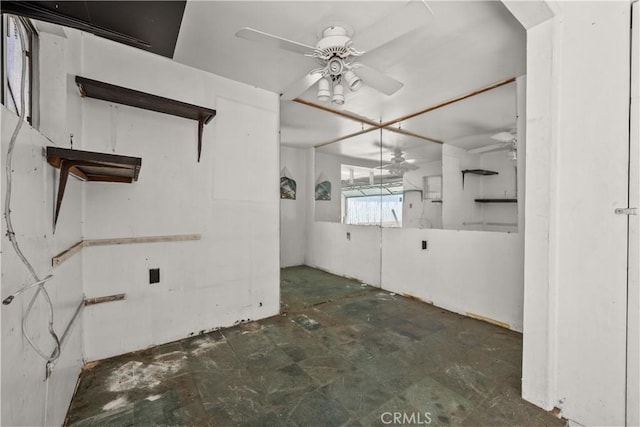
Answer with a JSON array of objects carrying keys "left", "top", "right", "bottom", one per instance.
[
  {"left": 461, "top": 169, "right": 498, "bottom": 189},
  {"left": 462, "top": 169, "right": 498, "bottom": 176},
  {"left": 474, "top": 198, "right": 517, "bottom": 203},
  {"left": 46, "top": 147, "right": 142, "bottom": 229},
  {"left": 75, "top": 76, "right": 216, "bottom": 162}
]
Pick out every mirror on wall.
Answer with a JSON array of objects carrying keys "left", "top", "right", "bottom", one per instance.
[
  {"left": 388, "top": 80, "right": 520, "bottom": 233},
  {"left": 314, "top": 131, "right": 383, "bottom": 226},
  {"left": 313, "top": 80, "right": 521, "bottom": 233},
  {"left": 314, "top": 129, "right": 443, "bottom": 229}
]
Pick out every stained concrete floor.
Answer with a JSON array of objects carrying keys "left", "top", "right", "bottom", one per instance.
[{"left": 65, "top": 265, "right": 565, "bottom": 426}]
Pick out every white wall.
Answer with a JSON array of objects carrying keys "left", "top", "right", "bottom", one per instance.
[
  {"left": 629, "top": 3, "right": 639, "bottom": 425},
  {"left": 306, "top": 222, "right": 382, "bottom": 287},
  {"left": 402, "top": 160, "right": 442, "bottom": 229},
  {"left": 1, "top": 29, "right": 85, "bottom": 426},
  {"left": 280, "top": 146, "right": 307, "bottom": 267},
  {"left": 382, "top": 228, "right": 524, "bottom": 330},
  {"left": 305, "top": 149, "right": 382, "bottom": 286},
  {"left": 514, "top": 2, "right": 631, "bottom": 425},
  {"left": 313, "top": 151, "right": 342, "bottom": 222},
  {"left": 304, "top": 144, "right": 523, "bottom": 329},
  {"left": 442, "top": 144, "right": 483, "bottom": 230},
  {"left": 78, "top": 33, "right": 280, "bottom": 361},
  {"left": 479, "top": 151, "right": 518, "bottom": 232}
]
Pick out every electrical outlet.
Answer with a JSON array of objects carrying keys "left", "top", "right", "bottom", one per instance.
[
  {"left": 421, "top": 240, "right": 428, "bottom": 250},
  {"left": 346, "top": 232, "right": 351, "bottom": 240},
  {"left": 149, "top": 268, "right": 160, "bottom": 284}
]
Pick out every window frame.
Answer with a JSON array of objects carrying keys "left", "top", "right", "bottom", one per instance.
[{"left": 2, "top": 14, "right": 38, "bottom": 127}]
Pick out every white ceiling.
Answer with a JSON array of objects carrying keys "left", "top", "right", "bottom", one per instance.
[{"left": 173, "top": 1, "right": 525, "bottom": 158}]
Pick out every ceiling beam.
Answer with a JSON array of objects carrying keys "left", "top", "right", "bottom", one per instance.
[
  {"left": 380, "top": 77, "right": 517, "bottom": 128},
  {"left": 292, "top": 98, "right": 379, "bottom": 128},
  {"left": 314, "top": 127, "right": 377, "bottom": 148},
  {"left": 292, "top": 99, "right": 443, "bottom": 147},
  {"left": 299, "top": 76, "right": 517, "bottom": 148}
]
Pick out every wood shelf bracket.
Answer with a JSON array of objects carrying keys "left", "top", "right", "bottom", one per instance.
[
  {"left": 47, "top": 147, "right": 142, "bottom": 230},
  {"left": 75, "top": 76, "right": 216, "bottom": 162}
]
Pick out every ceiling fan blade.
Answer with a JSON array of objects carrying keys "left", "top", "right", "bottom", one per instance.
[
  {"left": 281, "top": 72, "right": 323, "bottom": 101},
  {"left": 373, "top": 140, "right": 397, "bottom": 151},
  {"left": 356, "top": 64, "right": 404, "bottom": 96},
  {"left": 490, "top": 131, "right": 516, "bottom": 142},
  {"left": 235, "top": 27, "right": 316, "bottom": 55},
  {"left": 469, "top": 142, "right": 511, "bottom": 154},
  {"left": 353, "top": 1, "right": 433, "bottom": 53}
]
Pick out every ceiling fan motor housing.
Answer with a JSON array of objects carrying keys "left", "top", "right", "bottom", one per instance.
[{"left": 316, "top": 26, "right": 355, "bottom": 60}]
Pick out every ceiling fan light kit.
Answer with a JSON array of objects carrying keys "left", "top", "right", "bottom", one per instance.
[
  {"left": 236, "top": 21, "right": 406, "bottom": 105},
  {"left": 332, "top": 83, "right": 345, "bottom": 105},
  {"left": 307, "top": 26, "right": 366, "bottom": 105},
  {"left": 317, "top": 77, "right": 331, "bottom": 101},
  {"left": 343, "top": 70, "right": 362, "bottom": 91},
  {"left": 381, "top": 149, "right": 420, "bottom": 176}
]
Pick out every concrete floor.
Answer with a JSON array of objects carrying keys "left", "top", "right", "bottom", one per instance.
[{"left": 65, "top": 266, "right": 565, "bottom": 426}]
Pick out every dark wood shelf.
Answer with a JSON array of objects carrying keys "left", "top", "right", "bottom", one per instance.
[
  {"left": 46, "top": 147, "right": 142, "bottom": 229},
  {"left": 462, "top": 169, "right": 498, "bottom": 176},
  {"left": 75, "top": 76, "right": 216, "bottom": 162},
  {"left": 474, "top": 198, "right": 517, "bottom": 203},
  {"left": 461, "top": 169, "right": 498, "bottom": 189}
]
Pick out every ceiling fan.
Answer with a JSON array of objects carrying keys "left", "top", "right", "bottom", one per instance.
[
  {"left": 380, "top": 148, "right": 419, "bottom": 176},
  {"left": 235, "top": 1, "right": 432, "bottom": 105},
  {"left": 469, "top": 129, "right": 517, "bottom": 160}
]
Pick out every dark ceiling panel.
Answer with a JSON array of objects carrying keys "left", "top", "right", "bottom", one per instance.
[
  {"left": 85, "top": 1, "right": 186, "bottom": 58},
  {"left": 34, "top": 1, "right": 91, "bottom": 22},
  {"left": 1, "top": 1, "right": 186, "bottom": 58}
]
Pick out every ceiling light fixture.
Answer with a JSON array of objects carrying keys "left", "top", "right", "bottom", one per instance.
[
  {"left": 343, "top": 70, "right": 362, "bottom": 91},
  {"left": 332, "top": 82, "right": 345, "bottom": 105},
  {"left": 388, "top": 164, "right": 406, "bottom": 176},
  {"left": 308, "top": 26, "right": 366, "bottom": 105},
  {"left": 313, "top": 62, "right": 361, "bottom": 105},
  {"left": 317, "top": 77, "right": 331, "bottom": 102}
]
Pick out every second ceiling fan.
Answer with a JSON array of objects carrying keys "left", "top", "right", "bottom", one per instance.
[{"left": 235, "top": 1, "right": 432, "bottom": 105}]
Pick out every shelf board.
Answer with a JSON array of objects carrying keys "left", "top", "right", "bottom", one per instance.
[
  {"left": 461, "top": 169, "right": 498, "bottom": 189},
  {"left": 46, "top": 147, "right": 142, "bottom": 229},
  {"left": 462, "top": 169, "right": 498, "bottom": 176},
  {"left": 75, "top": 76, "right": 216, "bottom": 161},
  {"left": 474, "top": 198, "right": 517, "bottom": 203}
]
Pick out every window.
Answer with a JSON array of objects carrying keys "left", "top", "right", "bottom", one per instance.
[
  {"left": 345, "top": 194, "right": 404, "bottom": 227},
  {"left": 340, "top": 163, "right": 405, "bottom": 226},
  {"left": 2, "top": 15, "right": 36, "bottom": 124},
  {"left": 423, "top": 175, "right": 442, "bottom": 200}
]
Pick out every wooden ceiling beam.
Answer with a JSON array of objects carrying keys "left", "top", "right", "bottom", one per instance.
[{"left": 294, "top": 76, "right": 517, "bottom": 148}]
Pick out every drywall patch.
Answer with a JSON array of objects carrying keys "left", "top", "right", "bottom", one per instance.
[
  {"left": 190, "top": 337, "right": 226, "bottom": 357},
  {"left": 107, "top": 356, "right": 185, "bottom": 392},
  {"left": 102, "top": 396, "right": 129, "bottom": 411},
  {"left": 375, "top": 292, "right": 397, "bottom": 301},
  {"left": 240, "top": 323, "right": 264, "bottom": 335}
]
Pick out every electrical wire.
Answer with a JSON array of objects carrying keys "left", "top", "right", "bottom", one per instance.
[
  {"left": 3, "top": 15, "right": 61, "bottom": 370},
  {"left": 2, "top": 274, "right": 53, "bottom": 305}
]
